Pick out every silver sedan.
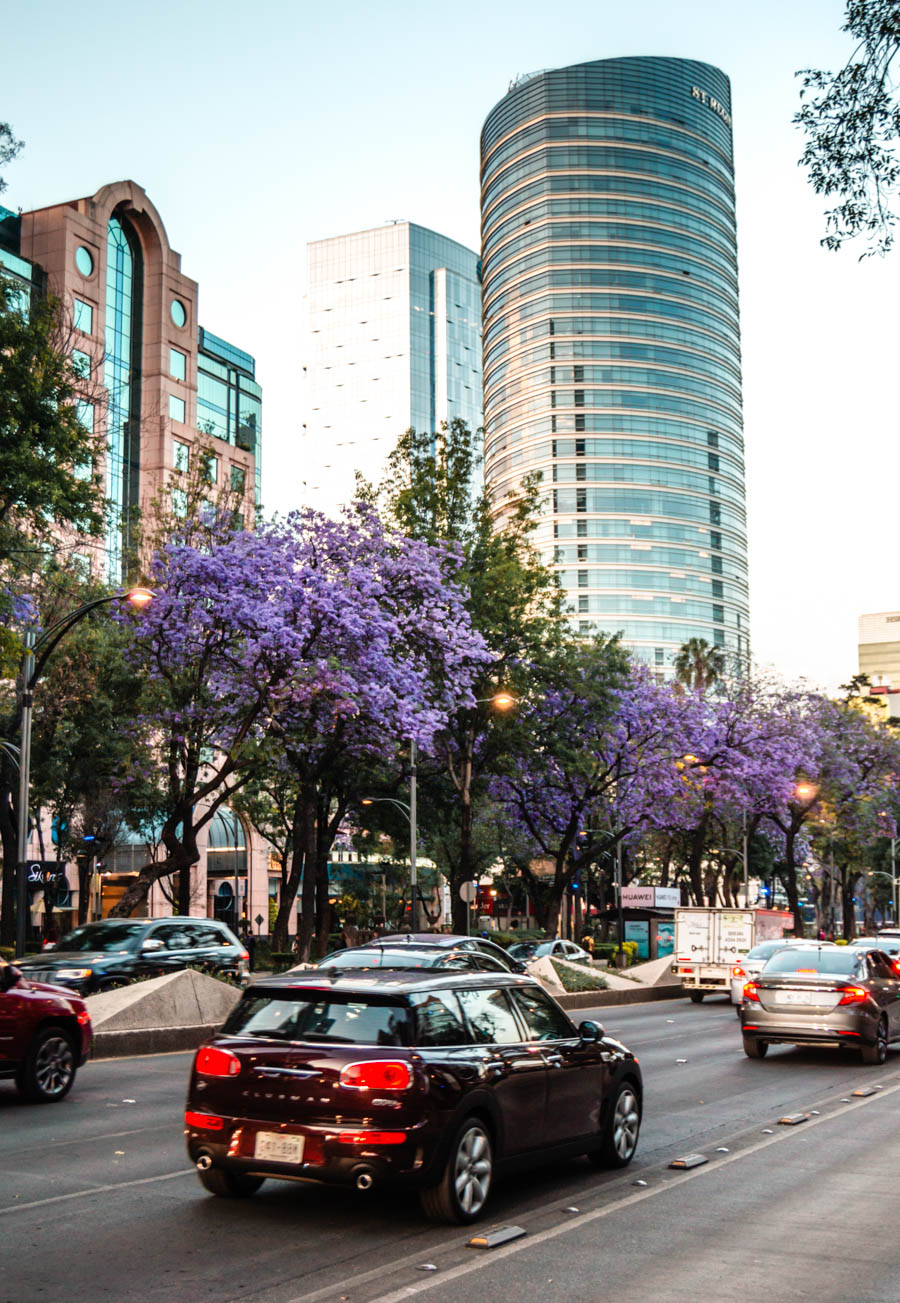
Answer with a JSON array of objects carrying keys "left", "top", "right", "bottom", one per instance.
[{"left": 739, "top": 945, "right": 900, "bottom": 1064}]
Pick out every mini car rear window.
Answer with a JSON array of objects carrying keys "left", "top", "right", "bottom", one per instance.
[
  {"left": 222, "top": 992, "right": 412, "bottom": 1045},
  {"left": 746, "top": 940, "right": 790, "bottom": 960},
  {"left": 762, "top": 949, "right": 857, "bottom": 976}
]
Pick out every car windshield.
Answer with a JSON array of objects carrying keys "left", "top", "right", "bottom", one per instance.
[
  {"left": 318, "top": 949, "right": 444, "bottom": 970},
  {"left": 509, "top": 943, "right": 537, "bottom": 959},
  {"left": 746, "top": 941, "right": 791, "bottom": 961},
  {"left": 762, "top": 949, "right": 858, "bottom": 977},
  {"left": 56, "top": 922, "right": 145, "bottom": 952},
  {"left": 222, "top": 991, "right": 412, "bottom": 1044}
]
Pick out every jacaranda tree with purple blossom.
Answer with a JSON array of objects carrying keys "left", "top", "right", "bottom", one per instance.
[
  {"left": 491, "top": 639, "right": 696, "bottom": 934},
  {"left": 110, "top": 505, "right": 486, "bottom": 948}
]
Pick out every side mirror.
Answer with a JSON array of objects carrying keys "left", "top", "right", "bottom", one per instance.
[
  {"left": 0, "top": 965, "right": 22, "bottom": 993},
  {"left": 578, "top": 1019, "right": 604, "bottom": 1042},
  {"left": 141, "top": 938, "right": 165, "bottom": 954}
]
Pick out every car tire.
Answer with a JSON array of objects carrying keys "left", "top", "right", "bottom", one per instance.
[
  {"left": 689, "top": 991, "right": 705, "bottom": 1004},
  {"left": 742, "top": 1036, "right": 768, "bottom": 1059},
  {"left": 588, "top": 1079, "right": 641, "bottom": 1169},
  {"left": 196, "top": 1165, "right": 265, "bottom": 1198},
  {"left": 861, "top": 1016, "right": 888, "bottom": 1066},
  {"left": 16, "top": 1026, "right": 77, "bottom": 1103},
  {"left": 419, "top": 1118, "right": 493, "bottom": 1224}
]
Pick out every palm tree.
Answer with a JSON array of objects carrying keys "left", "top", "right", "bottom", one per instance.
[{"left": 673, "top": 637, "right": 725, "bottom": 695}]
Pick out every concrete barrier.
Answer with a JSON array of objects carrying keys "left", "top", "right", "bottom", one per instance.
[
  {"left": 557, "top": 984, "right": 686, "bottom": 1012},
  {"left": 88, "top": 968, "right": 241, "bottom": 1059}
]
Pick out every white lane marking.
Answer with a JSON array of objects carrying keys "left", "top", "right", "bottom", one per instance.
[
  {"left": 0, "top": 1168, "right": 192, "bottom": 1215},
  {"left": 287, "top": 1080, "right": 900, "bottom": 1303}
]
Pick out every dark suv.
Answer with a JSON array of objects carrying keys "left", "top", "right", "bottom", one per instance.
[
  {"left": 0, "top": 960, "right": 92, "bottom": 1102},
  {"left": 15, "top": 917, "right": 249, "bottom": 995},
  {"left": 185, "top": 969, "right": 642, "bottom": 1223}
]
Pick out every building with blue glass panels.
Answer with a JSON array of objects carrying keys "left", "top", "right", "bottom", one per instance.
[
  {"left": 480, "top": 58, "right": 749, "bottom": 669},
  {"left": 305, "top": 222, "right": 482, "bottom": 512},
  {"left": 2, "top": 181, "right": 260, "bottom": 582}
]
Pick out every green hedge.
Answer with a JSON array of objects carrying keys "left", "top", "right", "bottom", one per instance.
[{"left": 549, "top": 959, "right": 609, "bottom": 993}]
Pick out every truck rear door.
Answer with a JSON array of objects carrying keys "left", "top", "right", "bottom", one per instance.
[
  {"left": 675, "top": 910, "right": 713, "bottom": 965},
  {"left": 714, "top": 911, "right": 754, "bottom": 966}
]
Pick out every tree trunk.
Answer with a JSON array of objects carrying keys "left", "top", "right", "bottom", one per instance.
[
  {"left": 271, "top": 785, "right": 315, "bottom": 953},
  {"left": 841, "top": 873, "right": 857, "bottom": 941},
  {"left": 77, "top": 854, "right": 91, "bottom": 926},
  {"left": 314, "top": 850, "right": 330, "bottom": 958},
  {"left": 0, "top": 791, "right": 18, "bottom": 946},
  {"left": 108, "top": 855, "right": 185, "bottom": 916},
  {"left": 451, "top": 728, "right": 475, "bottom": 934},
  {"left": 783, "top": 829, "right": 803, "bottom": 935}
]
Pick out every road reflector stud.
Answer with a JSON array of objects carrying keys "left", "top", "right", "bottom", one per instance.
[
  {"left": 417, "top": 1264, "right": 438, "bottom": 1272},
  {"left": 715, "top": 1146, "right": 729, "bottom": 1153},
  {"left": 633, "top": 1179, "right": 648, "bottom": 1186},
  {"left": 778, "top": 1113, "right": 810, "bottom": 1125},
  {"left": 761, "top": 1128, "right": 774, "bottom": 1134},
  {"left": 467, "top": 1225, "right": 527, "bottom": 1250},
  {"left": 840, "top": 1098, "right": 850, "bottom": 1103},
  {"left": 669, "top": 1153, "right": 708, "bottom": 1169},
  {"left": 564, "top": 1206, "right": 579, "bottom": 1214},
  {"left": 852, "top": 1086, "right": 877, "bottom": 1097},
  {"left": 675, "top": 1058, "right": 687, "bottom": 1064}
]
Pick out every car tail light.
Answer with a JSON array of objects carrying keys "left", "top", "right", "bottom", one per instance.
[
  {"left": 743, "top": 981, "right": 761, "bottom": 1002},
  {"left": 732, "top": 966, "right": 746, "bottom": 978},
  {"left": 196, "top": 1046, "right": 241, "bottom": 1077},
  {"left": 894, "top": 962, "right": 900, "bottom": 976},
  {"left": 339, "top": 1061, "right": 412, "bottom": 1090},
  {"left": 76, "top": 1009, "right": 91, "bottom": 1026},
  {"left": 681, "top": 966, "right": 693, "bottom": 974},
  {"left": 336, "top": 1131, "right": 406, "bottom": 1145},
  {"left": 240, "top": 951, "right": 249, "bottom": 963},
  {"left": 838, "top": 985, "right": 869, "bottom": 1006},
  {"left": 185, "top": 1110, "right": 224, "bottom": 1130}
]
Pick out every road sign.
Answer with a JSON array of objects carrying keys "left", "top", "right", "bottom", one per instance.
[{"left": 459, "top": 881, "right": 478, "bottom": 903}]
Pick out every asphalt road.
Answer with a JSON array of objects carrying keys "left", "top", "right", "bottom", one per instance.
[{"left": 2, "top": 997, "right": 899, "bottom": 1303}]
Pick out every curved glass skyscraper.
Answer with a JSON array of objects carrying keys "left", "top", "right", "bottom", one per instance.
[{"left": 480, "top": 57, "right": 748, "bottom": 669}]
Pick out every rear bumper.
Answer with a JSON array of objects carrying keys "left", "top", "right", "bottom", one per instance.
[
  {"left": 185, "top": 1116, "right": 437, "bottom": 1190},
  {"left": 740, "top": 1005, "right": 877, "bottom": 1045}
]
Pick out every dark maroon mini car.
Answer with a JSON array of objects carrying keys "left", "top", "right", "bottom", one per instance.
[
  {"left": 0, "top": 961, "right": 92, "bottom": 1102},
  {"left": 185, "top": 969, "right": 641, "bottom": 1223}
]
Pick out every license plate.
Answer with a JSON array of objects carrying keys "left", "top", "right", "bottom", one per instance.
[
  {"left": 774, "top": 989, "right": 817, "bottom": 1005},
  {"left": 254, "top": 1131, "right": 305, "bottom": 1163}
]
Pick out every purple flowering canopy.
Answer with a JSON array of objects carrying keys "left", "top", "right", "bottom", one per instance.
[{"left": 111, "top": 505, "right": 487, "bottom": 916}]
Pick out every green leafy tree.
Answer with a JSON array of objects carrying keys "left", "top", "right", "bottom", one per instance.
[
  {"left": 673, "top": 637, "right": 724, "bottom": 695},
  {"left": 796, "top": 0, "right": 900, "bottom": 254},
  {"left": 376, "top": 418, "right": 568, "bottom": 931},
  {"left": 0, "top": 122, "right": 22, "bottom": 198}
]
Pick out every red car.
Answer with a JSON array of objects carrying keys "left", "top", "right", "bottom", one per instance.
[{"left": 0, "top": 961, "right": 92, "bottom": 1102}]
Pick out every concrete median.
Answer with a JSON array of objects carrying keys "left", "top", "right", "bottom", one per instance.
[{"left": 87, "top": 968, "right": 242, "bottom": 1059}]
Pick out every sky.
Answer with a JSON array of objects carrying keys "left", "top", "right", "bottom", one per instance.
[{"left": 4, "top": 0, "right": 898, "bottom": 692}]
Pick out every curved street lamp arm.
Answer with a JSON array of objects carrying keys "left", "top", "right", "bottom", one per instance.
[{"left": 28, "top": 593, "right": 123, "bottom": 689}]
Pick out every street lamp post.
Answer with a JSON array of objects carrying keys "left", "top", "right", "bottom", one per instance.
[{"left": 15, "top": 588, "right": 153, "bottom": 957}]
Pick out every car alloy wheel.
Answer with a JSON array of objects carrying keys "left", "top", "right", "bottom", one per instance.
[
  {"left": 420, "top": 1118, "right": 494, "bottom": 1224},
  {"left": 862, "top": 1016, "right": 888, "bottom": 1066},
  {"left": 611, "top": 1086, "right": 641, "bottom": 1162},
  {"left": 454, "top": 1123, "right": 492, "bottom": 1216},
  {"left": 589, "top": 1080, "right": 642, "bottom": 1169},
  {"left": 19, "top": 1028, "right": 76, "bottom": 1102}
]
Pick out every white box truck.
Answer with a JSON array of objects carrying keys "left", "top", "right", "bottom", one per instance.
[{"left": 672, "top": 906, "right": 793, "bottom": 1002}]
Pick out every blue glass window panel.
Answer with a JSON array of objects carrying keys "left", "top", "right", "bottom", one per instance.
[{"left": 74, "top": 299, "right": 93, "bottom": 334}]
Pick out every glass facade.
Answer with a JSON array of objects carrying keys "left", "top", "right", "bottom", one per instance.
[
  {"left": 197, "top": 327, "right": 262, "bottom": 504},
  {"left": 480, "top": 58, "right": 749, "bottom": 668},
  {"left": 305, "top": 222, "right": 482, "bottom": 512},
  {"left": 104, "top": 213, "right": 142, "bottom": 580}
]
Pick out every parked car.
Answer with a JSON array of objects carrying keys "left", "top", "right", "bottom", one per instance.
[
  {"left": 0, "top": 959, "right": 92, "bottom": 1102},
  {"left": 371, "top": 933, "right": 527, "bottom": 973},
  {"left": 312, "top": 944, "right": 510, "bottom": 973},
  {"left": 740, "top": 944, "right": 900, "bottom": 1063},
  {"left": 522, "top": 939, "right": 595, "bottom": 966},
  {"left": 185, "top": 968, "right": 642, "bottom": 1222},
  {"left": 13, "top": 917, "right": 249, "bottom": 995}
]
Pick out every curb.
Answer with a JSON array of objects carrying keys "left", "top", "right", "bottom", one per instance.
[
  {"left": 557, "top": 984, "right": 686, "bottom": 1011},
  {"left": 92, "top": 1023, "right": 222, "bottom": 1059}
]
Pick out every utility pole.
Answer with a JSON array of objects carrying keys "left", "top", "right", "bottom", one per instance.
[
  {"left": 15, "top": 630, "right": 35, "bottom": 958},
  {"left": 410, "top": 738, "right": 419, "bottom": 930},
  {"left": 616, "top": 838, "right": 624, "bottom": 956},
  {"left": 742, "top": 809, "right": 749, "bottom": 908}
]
